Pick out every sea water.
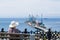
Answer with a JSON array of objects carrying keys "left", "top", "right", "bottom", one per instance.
[{"left": 0, "top": 18, "right": 60, "bottom": 32}]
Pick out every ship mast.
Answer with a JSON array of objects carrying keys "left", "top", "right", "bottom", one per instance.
[
  {"left": 41, "top": 13, "right": 45, "bottom": 27},
  {"left": 41, "top": 13, "right": 43, "bottom": 24}
]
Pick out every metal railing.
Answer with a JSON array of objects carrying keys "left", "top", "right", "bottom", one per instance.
[{"left": 0, "top": 32, "right": 60, "bottom": 40}]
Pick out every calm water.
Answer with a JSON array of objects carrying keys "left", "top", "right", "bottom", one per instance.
[{"left": 0, "top": 18, "right": 60, "bottom": 32}]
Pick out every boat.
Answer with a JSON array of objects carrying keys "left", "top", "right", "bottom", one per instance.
[{"left": 26, "top": 15, "right": 48, "bottom": 32}]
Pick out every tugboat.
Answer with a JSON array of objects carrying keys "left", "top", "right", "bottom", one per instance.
[{"left": 26, "top": 15, "right": 48, "bottom": 32}]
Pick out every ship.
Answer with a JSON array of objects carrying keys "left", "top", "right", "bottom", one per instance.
[{"left": 26, "top": 15, "right": 48, "bottom": 32}]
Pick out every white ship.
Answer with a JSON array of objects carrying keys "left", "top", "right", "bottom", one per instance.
[{"left": 26, "top": 15, "right": 48, "bottom": 32}]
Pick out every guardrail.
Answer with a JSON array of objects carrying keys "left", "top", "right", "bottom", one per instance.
[
  {"left": 0, "top": 32, "right": 41, "bottom": 40},
  {"left": 0, "top": 32, "right": 60, "bottom": 40}
]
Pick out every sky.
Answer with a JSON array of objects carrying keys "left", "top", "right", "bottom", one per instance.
[{"left": 0, "top": 0, "right": 60, "bottom": 18}]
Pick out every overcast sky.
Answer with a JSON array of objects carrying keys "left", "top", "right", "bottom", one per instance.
[{"left": 0, "top": 0, "right": 60, "bottom": 18}]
